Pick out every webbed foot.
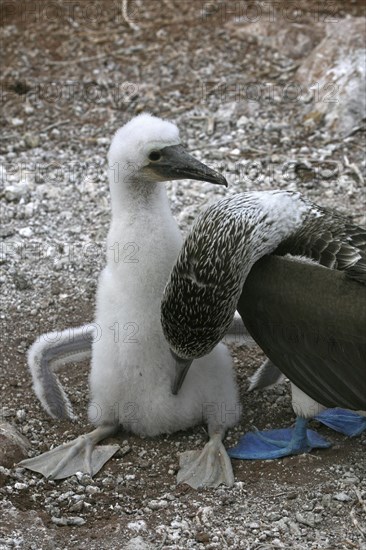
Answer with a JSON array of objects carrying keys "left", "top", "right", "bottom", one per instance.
[
  {"left": 315, "top": 408, "right": 366, "bottom": 437},
  {"left": 19, "top": 424, "right": 118, "bottom": 480},
  {"left": 177, "top": 433, "right": 234, "bottom": 489},
  {"left": 228, "top": 417, "right": 331, "bottom": 460}
]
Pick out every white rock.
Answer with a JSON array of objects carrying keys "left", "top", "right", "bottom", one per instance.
[
  {"left": 97, "top": 137, "right": 110, "bottom": 145},
  {"left": 11, "top": 117, "right": 24, "bottom": 127},
  {"left": 196, "top": 506, "right": 214, "bottom": 526},
  {"left": 125, "top": 536, "right": 150, "bottom": 550},
  {"left": 18, "top": 227, "right": 33, "bottom": 238},
  {"left": 237, "top": 116, "right": 249, "bottom": 127},
  {"left": 171, "top": 519, "right": 189, "bottom": 530},
  {"left": 333, "top": 492, "right": 351, "bottom": 502},
  {"left": 148, "top": 499, "right": 168, "bottom": 510},
  {"left": 24, "top": 203, "right": 35, "bottom": 217},
  {"left": 24, "top": 104, "right": 34, "bottom": 115},
  {"left": 14, "top": 482, "right": 28, "bottom": 490},
  {"left": 297, "top": 16, "right": 366, "bottom": 135},
  {"left": 5, "top": 184, "right": 28, "bottom": 202},
  {"left": 16, "top": 410, "right": 26, "bottom": 421},
  {"left": 127, "top": 520, "right": 147, "bottom": 532},
  {"left": 85, "top": 485, "right": 100, "bottom": 494}
]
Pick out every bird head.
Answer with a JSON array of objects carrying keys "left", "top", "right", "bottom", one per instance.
[{"left": 107, "top": 113, "right": 228, "bottom": 187}]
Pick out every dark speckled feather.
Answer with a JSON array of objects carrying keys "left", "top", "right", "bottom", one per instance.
[{"left": 275, "top": 207, "right": 366, "bottom": 282}]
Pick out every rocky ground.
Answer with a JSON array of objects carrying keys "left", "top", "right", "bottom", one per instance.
[{"left": 1, "top": 1, "right": 365, "bottom": 549}]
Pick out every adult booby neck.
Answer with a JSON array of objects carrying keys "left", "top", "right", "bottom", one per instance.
[{"left": 161, "top": 190, "right": 366, "bottom": 458}]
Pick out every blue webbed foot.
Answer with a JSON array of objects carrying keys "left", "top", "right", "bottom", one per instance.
[
  {"left": 228, "top": 417, "right": 331, "bottom": 460},
  {"left": 315, "top": 408, "right": 366, "bottom": 437}
]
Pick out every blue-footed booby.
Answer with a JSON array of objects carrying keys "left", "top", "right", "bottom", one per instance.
[
  {"left": 161, "top": 191, "right": 366, "bottom": 459},
  {"left": 20, "top": 114, "right": 241, "bottom": 488}
]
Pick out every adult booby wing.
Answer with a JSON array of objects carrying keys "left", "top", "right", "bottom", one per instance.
[
  {"left": 275, "top": 210, "right": 366, "bottom": 283},
  {"left": 238, "top": 255, "right": 366, "bottom": 411}
]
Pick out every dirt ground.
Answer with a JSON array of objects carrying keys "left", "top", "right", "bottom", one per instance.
[{"left": 1, "top": 1, "right": 365, "bottom": 549}]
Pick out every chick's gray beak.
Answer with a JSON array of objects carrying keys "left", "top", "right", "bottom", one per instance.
[
  {"left": 150, "top": 144, "right": 228, "bottom": 187},
  {"left": 170, "top": 349, "right": 193, "bottom": 395}
]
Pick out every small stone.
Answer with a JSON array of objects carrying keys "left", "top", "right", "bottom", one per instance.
[
  {"left": 0, "top": 422, "right": 30, "bottom": 468},
  {"left": 75, "top": 472, "right": 93, "bottom": 485},
  {"left": 69, "top": 516, "right": 86, "bottom": 526},
  {"left": 57, "top": 491, "right": 74, "bottom": 502},
  {"left": 267, "top": 512, "right": 282, "bottom": 521},
  {"left": 5, "top": 184, "right": 28, "bottom": 202},
  {"left": 171, "top": 519, "right": 188, "bottom": 530},
  {"left": 14, "top": 482, "right": 28, "bottom": 490},
  {"left": 125, "top": 536, "right": 150, "bottom": 550},
  {"left": 148, "top": 499, "right": 168, "bottom": 510},
  {"left": 23, "top": 202, "right": 35, "bottom": 217},
  {"left": 196, "top": 506, "right": 214, "bottom": 525},
  {"left": 295, "top": 512, "right": 316, "bottom": 528},
  {"left": 97, "top": 137, "right": 110, "bottom": 145},
  {"left": 85, "top": 485, "right": 100, "bottom": 494},
  {"left": 195, "top": 531, "right": 210, "bottom": 543},
  {"left": 287, "top": 521, "right": 301, "bottom": 535},
  {"left": 237, "top": 115, "right": 249, "bottom": 127},
  {"left": 16, "top": 410, "right": 26, "bottom": 421},
  {"left": 342, "top": 476, "right": 359, "bottom": 484},
  {"left": 24, "top": 133, "right": 40, "bottom": 148},
  {"left": 52, "top": 516, "right": 86, "bottom": 526},
  {"left": 69, "top": 500, "right": 84, "bottom": 512},
  {"left": 51, "top": 516, "right": 67, "bottom": 526},
  {"left": 18, "top": 227, "right": 33, "bottom": 238},
  {"left": 11, "top": 117, "right": 24, "bottom": 127},
  {"left": 127, "top": 520, "right": 147, "bottom": 532},
  {"left": 13, "top": 273, "right": 33, "bottom": 290},
  {"left": 333, "top": 492, "right": 351, "bottom": 502},
  {"left": 24, "top": 104, "right": 34, "bottom": 114}
]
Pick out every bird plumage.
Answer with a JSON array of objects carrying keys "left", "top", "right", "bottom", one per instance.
[
  {"left": 90, "top": 114, "right": 238, "bottom": 437},
  {"left": 161, "top": 190, "right": 366, "bottom": 457},
  {"left": 239, "top": 254, "right": 366, "bottom": 411},
  {"left": 162, "top": 191, "right": 324, "bottom": 360},
  {"left": 22, "top": 114, "right": 239, "bottom": 486}
]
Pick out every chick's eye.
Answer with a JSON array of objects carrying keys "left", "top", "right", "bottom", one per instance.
[{"left": 148, "top": 150, "right": 161, "bottom": 162}]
